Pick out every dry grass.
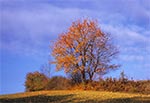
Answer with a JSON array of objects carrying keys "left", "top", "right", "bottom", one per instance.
[{"left": 0, "top": 90, "right": 150, "bottom": 103}]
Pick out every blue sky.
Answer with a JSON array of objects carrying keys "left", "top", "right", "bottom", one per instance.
[{"left": 0, "top": 0, "right": 150, "bottom": 94}]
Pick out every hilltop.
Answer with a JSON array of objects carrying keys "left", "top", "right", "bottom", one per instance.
[{"left": 0, "top": 90, "right": 150, "bottom": 103}]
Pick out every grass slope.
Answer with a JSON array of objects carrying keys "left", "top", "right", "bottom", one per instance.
[{"left": 0, "top": 90, "right": 150, "bottom": 103}]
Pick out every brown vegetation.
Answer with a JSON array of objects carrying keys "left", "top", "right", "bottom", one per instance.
[
  {"left": 25, "top": 71, "right": 150, "bottom": 94},
  {"left": 25, "top": 71, "right": 48, "bottom": 91}
]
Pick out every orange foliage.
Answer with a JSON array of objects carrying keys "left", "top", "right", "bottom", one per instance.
[{"left": 51, "top": 19, "right": 119, "bottom": 83}]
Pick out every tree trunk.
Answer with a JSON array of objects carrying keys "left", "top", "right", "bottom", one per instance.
[
  {"left": 81, "top": 71, "right": 86, "bottom": 90},
  {"left": 89, "top": 72, "right": 94, "bottom": 83},
  {"left": 89, "top": 75, "right": 92, "bottom": 83}
]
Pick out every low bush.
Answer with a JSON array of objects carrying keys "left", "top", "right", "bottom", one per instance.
[
  {"left": 47, "top": 76, "right": 71, "bottom": 90},
  {"left": 25, "top": 71, "right": 48, "bottom": 91}
]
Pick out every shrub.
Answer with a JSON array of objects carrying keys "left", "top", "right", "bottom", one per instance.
[
  {"left": 47, "top": 76, "right": 71, "bottom": 90},
  {"left": 25, "top": 71, "right": 48, "bottom": 91}
]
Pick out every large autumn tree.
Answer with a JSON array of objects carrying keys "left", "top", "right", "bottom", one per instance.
[{"left": 51, "top": 19, "right": 119, "bottom": 84}]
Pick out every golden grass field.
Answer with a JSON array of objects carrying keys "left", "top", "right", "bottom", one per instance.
[{"left": 0, "top": 90, "right": 150, "bottom": 103}]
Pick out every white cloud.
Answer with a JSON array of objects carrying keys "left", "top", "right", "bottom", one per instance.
[
  {"left": 1, "top": 2, "right": 93, "bottom": 56},
  {"left": 121, "top": 55, "right": 144, "bottom": 62},
  {"left": 101, "top": 23, "right": 150, "bottom": 46}
]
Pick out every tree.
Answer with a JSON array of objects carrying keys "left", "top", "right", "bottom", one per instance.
[
  {"left": 40, "top": 63, "right": 51, "bottom": 78},
  {"left": 119, "top": 71, "right": 128, "bottom": 83},
  {"left": 40, "top": 57, "right": 53, "bottom": 78},
  {"left": 69, "top": 71, "right": 82, "bottom": 85},
  {"left": 25, "top": 71, "right": 48, "bottom": 91},
  {"left": 51, "top": 19, "right": 119, "bottom": 85}
]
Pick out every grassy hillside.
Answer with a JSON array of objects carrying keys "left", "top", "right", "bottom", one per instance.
[{"left": 0, "top": 90, "right": 150, "bottom": 103}]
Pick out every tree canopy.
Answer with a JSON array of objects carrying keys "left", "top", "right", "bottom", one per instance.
[{"left": 51, "top": 19, "right": 119, "bottom": 83}]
